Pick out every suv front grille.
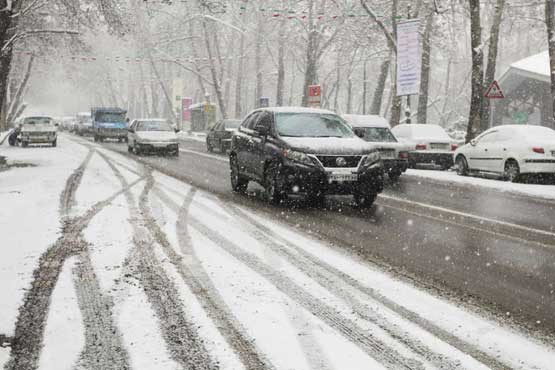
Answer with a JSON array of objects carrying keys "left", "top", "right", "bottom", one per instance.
[{"left": 316, "top": 155, "right": 362, "bottom": 168}]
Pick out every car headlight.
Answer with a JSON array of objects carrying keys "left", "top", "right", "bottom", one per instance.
[
  {"left": 363, "top": 151, "right": 382, "bottom": 166},
  {"left": 283, "top": 149, "right": 315, "bottom": 166}
]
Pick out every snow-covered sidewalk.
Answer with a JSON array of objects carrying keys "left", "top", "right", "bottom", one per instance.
[
  {"left": 406, "top": 169, "right": 555, "bottom": 201},
  {"left": 2, "top": 135, "right": 555, "bottom": 370},
  {"left": 177, "top": 130, "right": 207, "bottom": 143}
]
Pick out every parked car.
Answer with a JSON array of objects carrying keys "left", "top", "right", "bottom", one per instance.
[
  {"left": 127, "top": 119, "right": 179, "bottom": 156},
  {"left": 229, "top": 107, "right": 384, "bottom": 207},
  {"left": 391, "top": 124, "right": 457, "bottom": 170},
  {"left": 75, "top": 112, "right": 93, "bottom": 136},
  {"left": 206, "top": 119, "right": 242, "bottom": 153},
  {"left": 454, "top": 124, "right": 555, "bottom": 182},
  {"left": 16, "top": 116, "right": 57, "bottom": 147},
  {"left": 343, "top": 114, "right": 410, "bottom": 181}
]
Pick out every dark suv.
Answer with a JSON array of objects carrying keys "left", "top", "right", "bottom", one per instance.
[{"left": 229, "top": 107, "right": 384, "bottom": 207}]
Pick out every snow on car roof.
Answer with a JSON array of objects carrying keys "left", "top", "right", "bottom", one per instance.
[
  {"left": 257, "top": 106, "right": 336, "bottom": 115},
  {"left": 395, "top": 124, "right": 451, "bottom": 139},
  {"left": 342, "top": 114, "right": 390, "bottom": 128},
  {"left": 495, "top": 124, "right": 555, "bottom": 139}
]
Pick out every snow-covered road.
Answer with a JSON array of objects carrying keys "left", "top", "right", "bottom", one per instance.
[{"left": 1, "top": 135, "right": 554, "bottom": 370}]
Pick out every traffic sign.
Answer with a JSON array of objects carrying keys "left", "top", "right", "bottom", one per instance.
[{"left": 484, "top": 80, "right": 504, "bottom": 99}]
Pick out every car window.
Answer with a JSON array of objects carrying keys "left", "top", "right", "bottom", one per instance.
[
  {"left": 241, "top": 112, "right": 259, "bottom": 130},
  {"left": 255, "top": 112, "right": 273, "bottom": 130},
  {"left": 354, "top": 127, "right": 397, "bottom": 142},
  {"left": 137, "top": 121, "right": 173, "bottom": 131},
  {"left": 478, "top": 131, "right": 498, "bottom": 143},
  {"left": 224, "top": 120, "right": 241, "bottom": 129},
  {"left": 275, "top": 112, "right": 354, "bottom": 138}
]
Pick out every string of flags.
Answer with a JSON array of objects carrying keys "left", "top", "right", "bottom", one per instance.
[{"left": 12, "top": 51, "right": 248, "bottom": 64}]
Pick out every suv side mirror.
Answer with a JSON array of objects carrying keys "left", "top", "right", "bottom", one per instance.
[
  {"left": 255, "top": 125, "right": 269, "bottom": 137},
  {"left": 470, "top": 139, "right": 477, "bottom": 146},
  {"left": 354, "top": 129, "right": 364, "bottom": 138},
  {"left": 174, "top": 128, "right": 180, "bottom": 133},
  {"left": 128, "top": 128, "right": 134, "bottom": 133}
]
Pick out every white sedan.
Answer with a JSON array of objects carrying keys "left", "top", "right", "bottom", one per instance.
[
  {"left": 454, "top": 124, "right": 555, "bottom": 182},
  {"left": 127, "top": 119, "right": 179, "bottom": 156}
]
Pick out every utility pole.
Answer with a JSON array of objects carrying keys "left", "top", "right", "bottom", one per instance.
[{"left": 405, "top": 4, "right": 412, "bottom": 124}]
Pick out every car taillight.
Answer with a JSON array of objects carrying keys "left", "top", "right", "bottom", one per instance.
[
  {"left": 399, "top": 151, "right": 409, "bottom": 159},
  {"left": 532, "top": 147, "right": 545, "bottom": 154},
  {"left": 451, "top": 144, "right": 458, "bottom": 151},
  {"left": 415, "top": 144, "right": 427, "bottom": 150}
]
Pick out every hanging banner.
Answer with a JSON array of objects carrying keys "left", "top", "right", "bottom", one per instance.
[
  {"left": 396, "top": 19, "right": 421, "bottom": 96},
  {"left": 182, "top": 97, "right": 193, "bottom": 122}
]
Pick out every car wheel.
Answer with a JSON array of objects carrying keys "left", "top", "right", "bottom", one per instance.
[
  {"left": 264, "top": 161, "right": 286, "bottom": 205},
  {"left": 219, "top": 142, "right": 226, "bottom": 153},
  {"left": 133, "top": 145, "right": 141, "bottom": 155},
  {"left": 353, "top": 192, "right": 377, "bottom": 208},
  {"left": 504, "top": 159, "right": 521, "bottom": 182},
  {"left": 52, "top": 139, "right": 57, "bottom": 147},
  {"left": 456, "top": 156, "right": 469, "bottom": 176},
  {"left": 207, "top": 141, "right": 213, "bottom": 152},
  {"left": 388, "top": 170, "right": 402, "bottom": 182},
  {"left": 230, "top": 155, "right": 248, "bottom": 193},
  {"left": 93, "top": 135, "right": 98, "bottom": 142},
  {"left": 118, "top": 137, "right": 123, "bottom": 143},
  {"left": 22, "top": 141, "right": 28, "bottom": 148},
  {"left": 128, "top": 145, "right": 132, "bottom": 153},
  {"left": 408, "top": 160, "right": 416, "bottom": 169}
]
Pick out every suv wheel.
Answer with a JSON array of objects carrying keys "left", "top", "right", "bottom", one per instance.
[
  {"left": 354, "top": 192, "right": 377, "bottom": 208},
  {"left": 388, "top": 170, "right": 402, "bottom": 182},
  {"left": 306, "top": 191, "right": 325, "bottom": 207},
  {"left": 264, "top": 161, "right": 285, "bottom": 205},
  {"left": 230, "top": 155, "right": 248, "bottom": 193},
  {"left": 207, "top": 141, "right": 213, "bottom": 152}
]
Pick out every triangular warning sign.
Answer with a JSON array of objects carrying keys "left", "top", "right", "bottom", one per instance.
[{"left": 485, "top": 80, "right": 504, "bottom": 99}]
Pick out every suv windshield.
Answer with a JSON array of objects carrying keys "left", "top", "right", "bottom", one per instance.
[
  {"left": 354, "top": 127, "right": 397, "bottom": 142},
  {"left": 275, "top": 112, "right": 354, "bottom": 138},
  {"left": 95, "top": 112, "right": 125, "bottom": 123},
  {"left": 23, "top": 117, "right": 52, "bottom": 125},
  {"left": 137, "top": 121, "right": 172, "bottom": 132}
]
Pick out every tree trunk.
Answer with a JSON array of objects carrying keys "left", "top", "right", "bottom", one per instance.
[
  {"left": 547, "top": 0, "right": 555, "bottom": 128},
  {"left": 417, "top": 13, "right": 433, "bottom": 124},
  {"left": 6, "top": 55, "right": 34, "bottom": 124},
  {"left": 301, "top": 0, "right": 317, "bottom": 107},
  {"left": 202, "top": 19, "right": 227, "bottom": 118},
  {"left": 466, "top": 0, "right": 484, "bottom": 143},
  {"left": 347, "top": 78, "right": 353, "bottom": 114},
  {"left": 482, "top": 0, "right": 506, "bottom": 132},
  {"left": 234, "top": 33, "right": 245, "bottom": 118},
  {"left": 254, "top": 11, "right": 264, "bottom": 107},
  {"left": 362, "top": 61, "right": 367, "bottom": 114},
  {"left": 276, "top": 17, "right": 286, "bottom": 106},
  {"left": 371, "top": 59, "right": 390, "bottom": 114},
  {"left": 390, "top": 0, "right": 402, "bottom": 126}
]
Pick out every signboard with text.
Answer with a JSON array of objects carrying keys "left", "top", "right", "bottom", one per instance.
[
  {"left": 307, "top": 85, "right": 321, "bottom": 107},
  {"left": 182, "top": 97, "right": 193, "bottom": 122},
  {"left": 396, "top": 19, "right": 421, "bottom": 96}
]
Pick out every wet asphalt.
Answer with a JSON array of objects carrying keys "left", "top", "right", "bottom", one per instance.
[{"left": 98, "top": 137, "right": 555, "bottom": 334}]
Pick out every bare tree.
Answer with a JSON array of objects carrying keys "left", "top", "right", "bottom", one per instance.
[{"left": 466, "top": 0, "right": 484, "bottom": 143}]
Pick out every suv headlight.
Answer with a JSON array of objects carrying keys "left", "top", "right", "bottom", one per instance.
[
  {"left": 363, "top": 151, "right": 382, "bottom": 166},
  {"left": 283, "top": 149, "right": 315, "bottom": 166}
]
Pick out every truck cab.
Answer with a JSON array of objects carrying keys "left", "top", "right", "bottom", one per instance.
[{"left": 91, "top": 107, "right": 127, "bottom": 142}]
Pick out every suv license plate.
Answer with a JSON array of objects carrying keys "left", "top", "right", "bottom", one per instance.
[{"left": 329, "top": 173, "right": 358, "bottom": 182}]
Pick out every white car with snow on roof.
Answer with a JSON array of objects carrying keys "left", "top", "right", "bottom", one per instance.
[
  {"left": 454, "top": 124, "right": 555, "bottom": 182},
  {"left": 391, "top": 124, "right": 457, "bottom": 170},
  {"left": 342, "top": 114, "right": 410, "bottom": 181},
  {"left": 16, "top": 116, "right": 58, "bottom": 147}
]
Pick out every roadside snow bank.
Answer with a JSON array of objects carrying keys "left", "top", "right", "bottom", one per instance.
[
  {"left": 406, "top": 169, "right": 555, "bottom": 201},
  {"left": 177, "top": 131, "right": 207, "bottom": 143},
  {"left": 0, "top": 137, "right": 88, "bottom": 335}
]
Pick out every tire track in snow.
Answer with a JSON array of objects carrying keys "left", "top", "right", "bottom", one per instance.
[
  {"left": 223, "top": 204, "right": 511, "bottom": 370},
  {"left": 73, "top": 250, "right": 131, "bottom": 370},
  {"left": 187, "top": 217, "right": 425, "bottom": 370},
  {"left": 150, "top": 186, "right": 276, "bottom": 370},
  {"left": 5, "top": 150, "right": 141, "bottom": 370},
  {"left": 98, "top": 153, "right": 218, "bottom": 370},
  {"left": 154, "top": 187, "right": 335, "bottom": 370}
]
